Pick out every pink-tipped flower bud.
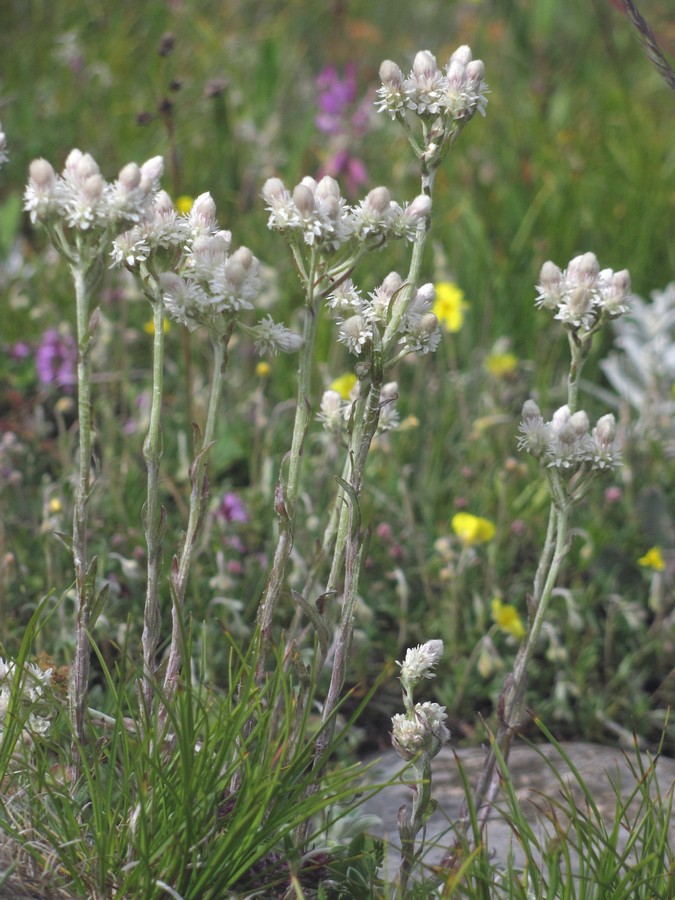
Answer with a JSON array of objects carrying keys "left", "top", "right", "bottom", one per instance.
[
  {"left": 406, "top": 194, "right": 432, "bottom": 221},
  {"left": 412, "top": 50, "right": 438, "bottom": 78},
  {"left": 364, "top": 186, "right": 391, "bottom": 213},
  {"left": 82, "top": 173, "right": 105, "bottom": 202},
  {"left": 261, "top": 177, "right": 288, "bottom": 206},
  {"left": 379, "top": 59, "right": 404, "bottom": 89},
  {"left": 568, "top": 252, "right": 599, "bottom": 288},
  {"left": 117, "top": 162, "right": 141, "bottom": 193},
  {"left": 450, "top": 45, "right": 473, "bottom": 66},
  {"left": 28, "top": 158, "right": 56, "bottom": 190},
  {"left": 569, "top": 410, "right": 590, "bottom": 437},
  {"left": 466, "top": 59, "right": 485, "bottom": 90},
  {"left": 230, "top": 245, "right": 254, "bottom": 270},
  {"left": 154, "top": 190, "right": 175, "bottom": 217},
  {"left": 315, "top": 175, "right": 341, "bottom": 203},
  {"left": 415, "top": 282, "right": 435, "bottom": 306},
  {"left": 594, "top": 413, "right": 617, "bottom": 448},
  {"left": 292, "top": 183, "right": 315, "bottom": 216},
  {"left": 190, "top": 192, "right": 217, "bottom": 231},
  {"left": 73, "top": 152, "right": 100, "bottom": 182},
  {"left": 140, "top": 156, "right": 164, "bottom": 189},
  {"left": 380, "top": 271, "right": 404, "bottom": 297},
  {"left": 521, "top": 399, "right": 542, "bottom": 423}
]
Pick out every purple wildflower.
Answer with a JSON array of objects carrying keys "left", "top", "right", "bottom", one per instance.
[
  {"left": 35, "top": 329, "right": 77, "bottom": 388},
  {"left": 10, "top": 341, "right": 31, "bottom": 359},
  {"left": 216, "top": 492, "right": 248, "bottom": 525},
  {"left": 319, "top": 148, "right": 368, "bottom": 197},
  {"left": 315, "top": 65, "right": 358, "bottom": 134},
  {"left": 314, "top": 63, "right": 374, "bottom": 197}
]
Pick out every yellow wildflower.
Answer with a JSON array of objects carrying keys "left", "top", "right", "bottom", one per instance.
[
  {"left": 491, "top": 598, "right": 526, "bottom": 639},
  {"left": 256, "top": 361, "right": 271, "bottom": 377},
  {"left": 637, "top": 546, "right": 665, "bottom": 572},
  {"left": 143, "top": 317, "right": 170, "bottom": 335},
  {"left": 175, "top": 195, "right": 194, "bottom": 215},
  {"left": 48, "top": 497, "right": 63, "bottom": 514},
  {"left": 330, "top": 372, "right": 357, "bottom": 400},
  {"left": 451, "top": 512, "right": 496, "bottom": 546},
  {"left": 485, "top": 352, "right": 518, "bottom": 377},
  {"left": 433, "top": 282, "right": 469, "bottom": 333},
  {"left": 400, "top": 414, "right": 420, "bottom": 430}
]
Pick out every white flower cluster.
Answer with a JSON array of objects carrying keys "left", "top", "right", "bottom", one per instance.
[
  {"left": 391, "top": 701, "right": 450, "bottom": 761},
  {"left": 600, "top": 281, "right": 675, "bottom": 449},
  {"left": 317, "top": 380, "right": 400, "bottom": 434},
  {"left": 262, "top": 175, "right": 430, "bottom": 252},
  {"left": 536, "top": 252, "right": 632, "bottom": 331},
  {"left": 0, "top": 122, "right": 8, "bottom": 168},
  {"left": 24, "top": 149, "right": 163, "bottom": 232},
  {"left": 0, "top": 657, "right": 53, "bottom": 740},
  {"left": 376, "top": 47, "right": 488, "bottom": 123},
  {"left": 110, "top": 189, "right": 187, "bottom": 267},
  {"left": 327, "top": 272, "right": 440, "bottom": 358},
  {"left": 158, "top": 206, "right": 261, "bottom": 330},
  {"left": 518, "top": 400, "right": 621, "bottom": 470}
]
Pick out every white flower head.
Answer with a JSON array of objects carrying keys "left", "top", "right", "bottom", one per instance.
[
  {"left": 0, "top": 124, "right": 8, "bottom": 167},
  {"left": 391, "top": 700, "right": 450, "bottom": 760},
  {"left": 338, "top": 314, "right": 372, "bottom": 355},
  {"left": 317, "top": 389, "right": 347, "bottom": 432},
  {"left": 398, "top": 639, "right": 444, "bottom": 687},
  {"left": 251, "top": 315, "right": 303, "bottom": 356}
]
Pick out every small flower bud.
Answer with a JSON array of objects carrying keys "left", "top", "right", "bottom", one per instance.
[
  {"left": 261, "top": 177, "right": 288, "bottom": 205},
  {"left": 364, "top": 186, "right": 391, "bottom": 214},
  {"left": 415, "top": 282, "right": 435, "bottom": 306},
  {"left": 569, "top": 410, "right": 590, "bottom": 437},
  {"left": 230, "top": 245, "right": 253, "bottom": 270},
  {"left": 551, "top": 405, "right": 571, "bottom": 433},
  {"left": 315, "top": 175, "right": 341, "bottom": 203},
  {"left": 406, "top": 194, "right": 432, "bottom": 221},
  {"left": 379, "top": 59, "right": 404, "bottom": 89},
  {"left": 568, "top": 252, "right": 599, "bottom": 288},
  {"left": 139, "top": 155, "right": 164, "bottom": 191},
  {"left": 28, "top": 158, "right": 56, "bottom": 190},
  {"left": 466, "top": 59, "right": 485, "bottom": 90},
  {"left": 380, "top": 272, "right": 404, "bottom": 297},
  {"left": 521, "top": 399, "right": 542, "bottom": 423},
  {"left": 595, "top": 413, "right": 616, "bottom": 448},
  {"left": 117, "top": 162, "right": 141, "bottom": 193},
  {"left": 189, "top": 192, "right": 217, "bottom": 232},
  {"left": 412, "top": 50, "right": 438, "bottom": 78},
  {"left": 450, "top": 45, "right": 473, "bottom": 66},
  {"left": 292, "top": 183, "right": 315, "bottom": 216}
]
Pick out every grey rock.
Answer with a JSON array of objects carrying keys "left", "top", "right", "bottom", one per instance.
[{"left": 362, "top": 741, "right": 675, "bottom": 883}]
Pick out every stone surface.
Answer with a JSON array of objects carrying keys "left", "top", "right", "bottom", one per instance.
[{"left": 362, "top": 741, "right": 675, "bottom": 882}]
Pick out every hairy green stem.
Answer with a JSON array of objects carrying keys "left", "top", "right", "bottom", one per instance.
[
  {"left": 141, "top": 293, "right": 166, "bottom": 717},
  {"left": 255, "top": 252, "right": 319, "bottom": 679},
  {"left": 68, "top": 254, "right": 97, "bottom": 753},
  {"left": 162, "top": 326, "right": 233, "bottom": 706}
]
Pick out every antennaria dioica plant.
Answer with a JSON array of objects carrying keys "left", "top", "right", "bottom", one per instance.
[{"left": 3, "top": 21, "right": 665, "bottom": 895}]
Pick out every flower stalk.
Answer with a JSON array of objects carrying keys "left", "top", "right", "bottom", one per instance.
[{"left": 140, "top": 271, "right": 167, "bottom": 717}]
